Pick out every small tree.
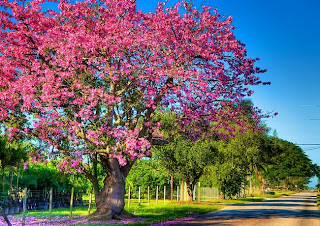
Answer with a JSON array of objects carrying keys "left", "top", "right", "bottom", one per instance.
[
  {"left": 0, "top": 136, "right": 28, "bottom": 192},
  {"left": 125, "top": 159, "right": 169, "bottom": 198},
  {"left": 154, "top": 137, "right": 217, "bottom": 201}
]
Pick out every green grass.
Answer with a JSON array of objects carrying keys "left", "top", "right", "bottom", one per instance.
[
  {"left": 253, "top": 190, "right": 297, "bottom": 199},
  {"left": 12, "top": 191, "right": 295, "bottom": 225},
  {"left": 317, "top": 193, "right": 320, "bottom": 210},
  {"left": 203, "top": 197, "right": 264, "bottom": 204},
  {"left": 14, "top": 205, "right": 94, "bottom": 218},
  {"left": 126, "top": 201, "right": 224, "bottom": 224},
  {"left": 14, "top": 201, "right": 224, "bottom": 225}
]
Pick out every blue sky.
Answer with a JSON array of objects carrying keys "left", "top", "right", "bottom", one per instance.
[
  {"left": 8, "top": 0, "right": 320, "bottom": 186},
  {"left": 136, "top": 0, "right": 320, "bottom": 186},
  {"left": 144, "top": 0, "right": 320, "bottom": 186}
]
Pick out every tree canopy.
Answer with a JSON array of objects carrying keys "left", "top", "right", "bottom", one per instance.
[
  {"left": 0, "top": 136, "right": 28, "bottom": 169},
  {"left": 0, "top": 0, "right": 268, "bottom": 218}
]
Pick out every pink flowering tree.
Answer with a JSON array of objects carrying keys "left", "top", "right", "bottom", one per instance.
[{"left": 0, "top": 0, "right": 268, "bottom": 219}]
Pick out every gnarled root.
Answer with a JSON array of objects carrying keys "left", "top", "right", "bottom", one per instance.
[
  {"left": 113, "top": 210, "right": 135, "bottom": 220},
  {"left": 88, "top": 209, "right": 135, "bottom": 221}
]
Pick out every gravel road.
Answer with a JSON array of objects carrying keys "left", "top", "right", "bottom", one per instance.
[{"left": 178, "top": 191, "right": 320, "bottom": 225}]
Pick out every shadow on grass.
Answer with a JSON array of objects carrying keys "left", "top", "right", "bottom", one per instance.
[
  {"left": 14, "top": 205, "right": 97, "bottom": 218},
  {"left": 126, "top": 203, "right": 223, "bottom": 224}
]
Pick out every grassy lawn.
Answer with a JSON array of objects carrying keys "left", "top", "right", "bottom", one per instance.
[
  {"left": 10, "top": 190, "right": 296, "bottom": 225},
  {"left": 203, "top": 197, "right": 264, "bottom": 204},
  {"left": 317, "top": 193, "right": 320, "bottom": 210},
  {"left": 126, "top": 201, "right": 224, "bottom": 225},
  {"left": 14, "top": 205, "right": 93, "bottom": 218},
  {"left": 13, "top": 200, "right": 224, "bottom": 225},
  {"left": 254, "top": 190, "right": 297, "bottom": 199}
]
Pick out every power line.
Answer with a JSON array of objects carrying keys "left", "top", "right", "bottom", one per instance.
[
  {"left": 302, "top": 146, "right": 320, "bottom": 151},
  {"left": 301, "top": 104, "right": 320, "bottom": 107},
  {"left": 296, "top": 144, "right": 320, "bottom": 145}
]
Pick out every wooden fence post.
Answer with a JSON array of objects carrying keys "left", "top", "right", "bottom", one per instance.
[
  {"left": 177, "top": 186, "right": 179, "bottom": 201},
  {"left": 170, "top": 175, "right": 173, "bottom": 201},
  {"left": 70, "top": 187, "right": 74, "bottom": 218},
  {"left": 181, "top": 181, "right": 184, "bottom": 201},
  {"left": 156, "top": 186, "right": 158, "bottom": 205},
  {"left": 184, "top": 181, "right": 187, "bottom": 201},
  {"left": 49, "top": 188, "right": 53, "bottom": 221},
  {"left": 22, "top": 188, "right": 27, "bottom": 226},
  {"left": 88, "top": 188, "right": 93, "bottom": 215},
  {"left": 128, "top": 186, "right": 131, "bottom": 208},
  {"left": 138, "top": 186, "right": 141, "bottom": 205},
  {"left": 197, "top": 182, "right": 200, "bottom": 202},
  {"left": 147, "top": 186, "right": 150, "bottom": 205}
]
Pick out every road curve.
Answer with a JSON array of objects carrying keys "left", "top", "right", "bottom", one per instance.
[{"left": 178, "top": 191, "right": 320, "bottom": 226}]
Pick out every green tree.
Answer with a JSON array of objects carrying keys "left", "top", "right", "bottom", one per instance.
[
  {"left": 19, "top": 161, "right": 90, "bottom": 197},
  {"left": 125, "top": 159, "right": 169, "bottom": 198},
  {"left": 153, "top": 137, "right": 217, "bottom": 201},
  {"left": 266, "top": 138, "right": 314, "bottom": 190},
  {"left": 0, "top": 136, "right": 28, "bottom": 192}
]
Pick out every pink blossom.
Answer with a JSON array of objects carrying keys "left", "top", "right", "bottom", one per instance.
[{"left": 0, "top": 0, "right": 267, "bottom": 171}]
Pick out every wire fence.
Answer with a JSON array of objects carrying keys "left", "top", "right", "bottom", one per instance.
[
  {"left": 125, "top": 183, "right": 260, "bottom": 205},
  {"left": 126, "top": 183, "right": 222, "bottom": 206},
  {"left": 0, "top": 183, "right": 259, "bottom": 216},
  {"left": 0, "top": 188, "right": 84, "bottom": 215}
]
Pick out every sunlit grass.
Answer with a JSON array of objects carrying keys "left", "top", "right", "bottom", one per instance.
[
  {"left": 254, "top": 190, "right": 297, "bottom": 198},
  {"left": 203, "top": 197, "right": 264, "bottom": 204},
  {"left": 14, "top": 205, "right": 94, "bottom": 218},
  {"left": 126, "top": 201, "right": 224, "bottom": 224},
  {"left": 11, "top": 190, "right": 295, "bottom": 225},
  {"left": 317, "top": 193, "right": 320, "bottom": 209},
  {"left": 14, "top": 200, "right": 224, "bottom": 225}
]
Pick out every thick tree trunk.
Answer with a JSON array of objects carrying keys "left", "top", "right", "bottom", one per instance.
[
  {"left": 253, "top": 167, "right": 267, "bottom": 195},
  {"left": 261, "top": 177, "right": 267, "bottom": 195},
  {"left": 220, "top": 185, "right": 226, "bottom": 199},
  {"left": 186, "top": 183, "right": 194, "bottom": 202},
  {"left": 94, "top": 173, "right": 126, "bottom": 219},
  {"left": 91, "top": 158, "right": 133, "bottom": 220},
  {"left": 249, "top": 174, "right": 253, "bottom": 197}
]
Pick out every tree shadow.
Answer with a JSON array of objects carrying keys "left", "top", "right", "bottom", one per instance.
[
  {"left": 177, "top": 193, "right": 320, "bottom": 225},
  {"left": 234, "top": 203, "right": 315, "bottom": 207},
  {"left": 264, "top": 199, "right": 316, "bottom": 203},
  {"left": 179, "top": 209, "right": 320, "bottom": 225}
]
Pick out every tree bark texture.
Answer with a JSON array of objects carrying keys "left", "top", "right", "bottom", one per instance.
[
  {"left": 220, "top": 186, "right": 226, "bottom": 199},
  {"left": 254, "top": 168, "right": 267, "bottom": 195},
  {"left": 92, "top": 158, "right": 133, "bottom": 220},
  {"left": 186, "top": 183, "right": 195, "bottom": 202}
]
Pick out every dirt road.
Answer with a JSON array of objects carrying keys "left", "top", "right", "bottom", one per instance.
[{"left": 178, "top": 191, "right": 320, "bottom": 225}]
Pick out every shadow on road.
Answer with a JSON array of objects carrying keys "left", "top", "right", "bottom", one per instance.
[
  {"left": 205, "top": 209, "right": 320, "bottom": 219},
  {"left": 234, "top": 203, "right": 315, "bottom": 207},
  {"left": 178, "top": 209, "right": 320, "bottom": 225},
  {"left": 264, "top": 199, "right": 316, "bottom": 203},
  {"left": 178, "top": 192, "right": 320, "bottom": 225}
]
